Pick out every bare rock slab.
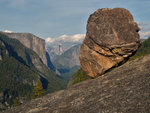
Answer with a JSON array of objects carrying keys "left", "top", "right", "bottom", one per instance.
[
  {"left": 3, "top": 54, "right": 150, "bottom": 113},
  {"left": 80, "top": 8, "right": 141, "bottom": 77}
]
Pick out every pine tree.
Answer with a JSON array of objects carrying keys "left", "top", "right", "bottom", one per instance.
[
  {"left": 31, "top": 79, "right": 45, "bottom": 99},
  {"left": 13, "top": 98, "right": 21, "bottom": 106}
]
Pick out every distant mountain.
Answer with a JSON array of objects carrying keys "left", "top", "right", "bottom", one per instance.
[
  {"left": 1, "top": 32, "right": 47, "bottom": 66},
  {"left": 2, "top": 32, "right": 83, "bottom": 82},
  {"left": 45, "top": 34, "right": 85, "bottom": 61},
  {"left": 45, "top": 34, "right": 84, "bottom": 80},
  {"left": 1, "top": 32, "right": 58, "bottom": 75},
  {"left": 46, "top": 44, "right": 66, "bottom": 61},
  {"left": 52, "top": 44, "right": 81, "bottom": 81},
  {"left": 0, "top": 34, "right": 66, "bottom": 109},
  {"left": 53, "top": 44, "right": 81, "bottom": 68}
]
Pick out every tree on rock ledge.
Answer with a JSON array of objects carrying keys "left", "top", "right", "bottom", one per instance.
[{"left": 31, "top": 79, "right": 45, "bottom": 99}]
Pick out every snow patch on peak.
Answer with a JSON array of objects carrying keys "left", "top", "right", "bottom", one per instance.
[
  {"left": 46, "top": 37, "right": 55, "bottom": 43},
  {"left": 45, "top": 34, "right": 85, "bottom": 44},
  {"left": 3, "top": 30, "right": 13, "bottom": 33}
]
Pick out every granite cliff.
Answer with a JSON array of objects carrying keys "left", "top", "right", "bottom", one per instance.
[
  {"left": 80, "top": 8, "right": 141, "bottom": 77},
  {"left": 1, "top": 32, "right": 47, "bottom": 66}
]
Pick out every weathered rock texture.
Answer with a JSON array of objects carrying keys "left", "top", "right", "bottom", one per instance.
[
  {"left": 80, "top": 8, "right": 141, "bottom": 77},
  {"left": 2, "top": 32, "right": 47, "bottom": 66},
  {"left": 3, "top": 54, "right": 150, "bottom": 113}
]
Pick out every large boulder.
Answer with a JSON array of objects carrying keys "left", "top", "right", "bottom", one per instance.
[{"left": 79, "top": 8, "right": 141, "bottom": 77}]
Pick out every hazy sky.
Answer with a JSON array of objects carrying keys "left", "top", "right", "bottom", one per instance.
[{"left": 0, "top": 0, "right": 150, "bottom": 38}]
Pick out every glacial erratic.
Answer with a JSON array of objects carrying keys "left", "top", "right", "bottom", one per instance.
[{"left": 79, "top": 8, "right": 141, "bottom": 77}]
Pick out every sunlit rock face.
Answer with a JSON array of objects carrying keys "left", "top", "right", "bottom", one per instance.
[
  {"left": 80, "top": 8, "right": 141, "bottom": 78},
  {"left": 2, "top": 32, "right": 47, "bottom": 66}
]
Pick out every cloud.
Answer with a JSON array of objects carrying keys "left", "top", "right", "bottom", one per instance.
[
  {"left": 46, "top": 34, "right": 85, "bottom": 44},
  {"left": 58, "top": 34, "right": 85, "bottom": 42},
  {"left": 45, "top": 34, "right": 85, "bottom": 48},
  {"left": 3, "top": 30, "right": 13, "bottom": 33},
  {"left": 140, "top": 31, "right": 150, "bottom": 39},
  {"left": 45, "top": 37, "right": 54, "bottom": 43},
  {"left": 137, "top": 22, "right": 150, "bottom": 38}
]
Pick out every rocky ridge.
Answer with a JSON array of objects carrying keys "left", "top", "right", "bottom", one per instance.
[{"left": 80, "top": 8, "right": 141, "bottom": 77}]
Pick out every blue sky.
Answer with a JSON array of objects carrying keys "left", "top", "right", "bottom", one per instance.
[{"left": 0, "top": 0, "right": 150, "bottom": 38}]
